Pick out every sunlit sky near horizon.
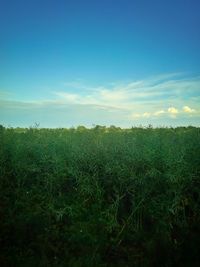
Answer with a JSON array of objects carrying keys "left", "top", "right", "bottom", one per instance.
[{"left": 0, "top": 0, "right": 200, "bottom": 127}]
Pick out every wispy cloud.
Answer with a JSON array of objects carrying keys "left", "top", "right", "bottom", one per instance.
[
  {"left": 1, "top": 73, "right": 200, "bottom": 127},
  {"left": 54, "top": 73, "right": 200, "bottom": 114},
  {"left": 154, "top": 110, "right": 165, "bottom": 116}
]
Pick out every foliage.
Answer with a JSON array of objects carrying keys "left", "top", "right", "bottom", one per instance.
[{"left": 0, "top": 125, "right": 200, "bottom": 266}]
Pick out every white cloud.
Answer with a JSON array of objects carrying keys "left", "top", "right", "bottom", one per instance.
[
  {"left": 183, "top": 106, "right": 195, "bottom": 113},
  {"left": 154, "top": 110, "right": 165, "bottom": 116},
  {"left": 167, "top": 107, "right": 178, "bottom": 118},
  {"left": 142, "top": 112, "right": 151, "bottom": 118}
]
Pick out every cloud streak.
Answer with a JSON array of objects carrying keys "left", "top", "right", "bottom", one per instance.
[
  {"left": 1, "top": 73, "right": 200, "bottom": 127},
  {"left": 54, "top": 73, "right": 200, "bottom": 115}
]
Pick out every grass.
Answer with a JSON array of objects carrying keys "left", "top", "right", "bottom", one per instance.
[{"left": 0, "top": 125, "right": 200, "bottom": 267}]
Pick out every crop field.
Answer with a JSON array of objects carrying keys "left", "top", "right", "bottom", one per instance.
[{"left": 0, "top": 125, "right": 200, "bottom": 267}]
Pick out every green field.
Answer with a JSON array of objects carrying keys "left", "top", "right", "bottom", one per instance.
[{"left": 0, "top": 125, "right": 200, "bottom": 267}]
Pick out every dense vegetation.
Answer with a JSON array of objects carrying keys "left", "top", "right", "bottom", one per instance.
[{"left": 0, "top": 125, "right": 200, "bottom": 267}]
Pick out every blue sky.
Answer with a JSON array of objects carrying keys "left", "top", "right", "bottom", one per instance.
[{"left": 0, "top": 0, "right": 200, "bottom": 127}]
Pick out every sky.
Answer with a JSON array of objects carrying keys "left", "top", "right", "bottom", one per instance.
[{"left": 0, "top": 0, "right": 200, "bottom": 128}]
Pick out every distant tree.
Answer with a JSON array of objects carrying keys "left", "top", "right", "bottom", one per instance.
[
  {"left": 0, "top": 124, "right": 4, "bottom": 131},
  {"left": 76, "top": 125, "right": 87, "bottom": 132},
  {"left": 93, "top": 125, "right": 106, "bottom": 131},
  {"left": 108, "top": 125, "right": 121, "bottom": 131}
]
